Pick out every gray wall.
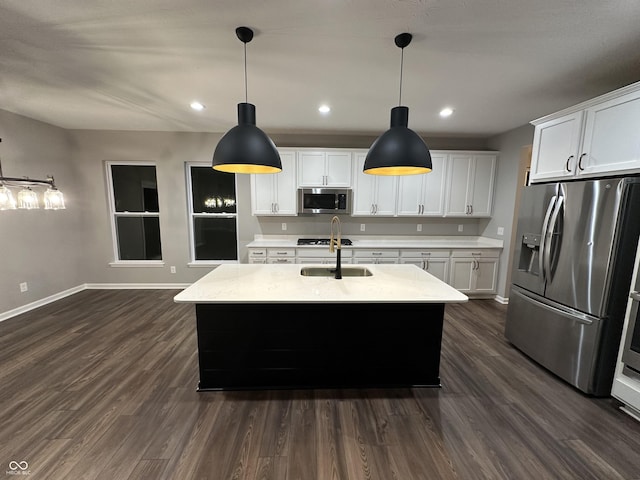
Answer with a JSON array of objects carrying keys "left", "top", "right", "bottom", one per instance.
[
  {"left": 1, "top": 106, "right": 530, "bottom": 315},
  {"left": 0, "top": 110, "right": 87, "bottom": 312},
  {"left": 485, "top": 124, "right": 535, "bottom": 299}
]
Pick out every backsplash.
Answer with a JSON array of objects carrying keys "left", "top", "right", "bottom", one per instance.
[{"left": 254, "top": 215, "right": 484, "bottom": 237}]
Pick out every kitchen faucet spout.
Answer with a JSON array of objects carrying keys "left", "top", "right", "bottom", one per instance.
[{"left": 329, "top": 216, "right": 342, "bottom": 279}]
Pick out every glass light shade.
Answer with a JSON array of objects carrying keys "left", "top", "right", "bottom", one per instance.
[
  {"left": 44, "top": 187, "right": 65, "bottom": 210},
  {"left": 0, "top": 185, "right": 17, "bottom": 210},
  {"left": 17, "top": 187, "right": 39, "bottom": 209},
  {"left": 363, "top": 106, "right": 432, "bottom": 176},
  {"left": 212, "top": 103, "right": 282, "bottom": 174}
]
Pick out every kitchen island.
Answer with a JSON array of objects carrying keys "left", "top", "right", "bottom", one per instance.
[{"left": 174, "top": 263, "right": 468, "bottom": 391}]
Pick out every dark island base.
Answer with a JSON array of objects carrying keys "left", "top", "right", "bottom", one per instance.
[{"left": 195, "top": 302, "right": 445, "bottom": 391}]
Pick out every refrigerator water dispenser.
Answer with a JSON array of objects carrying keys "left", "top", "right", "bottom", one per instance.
[{"left": 518, "top": 233, "right": 541, "bottom": 275}]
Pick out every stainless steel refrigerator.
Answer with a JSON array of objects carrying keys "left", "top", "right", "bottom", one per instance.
[{"left": 506, "top": 176, "right": 640, "bottom": 396}]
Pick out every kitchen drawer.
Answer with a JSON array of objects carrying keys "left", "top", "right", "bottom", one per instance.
[
  {"left": 353, "top": 249, "right": 399, "bottom": 258},
  {"left": 248, "top": 248, "right": 267, "bottom": 258},
  {"left": 267, "top": 248, "right": 296, "bottom": 258},
  {"left": 450, "top": 249, "right": 500, "bottom": 259},
  {"left": 297, "top": 248, "right": 352, "bottom": 258},
  {"left": 267, "top": 257, "right": 296, "bottom": 264},
  {"left": 399, "top": 249, "right": 450, "bottom": 259}
]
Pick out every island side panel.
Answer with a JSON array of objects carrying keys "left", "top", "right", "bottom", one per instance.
[{"left": 194, "top": 302, "right": 445, "bottom": 390}]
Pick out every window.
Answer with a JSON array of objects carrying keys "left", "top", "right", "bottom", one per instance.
[
  {"left": 187, "top": 164, "right": 238, "bottom": 262},
  {"left": 107, "top": 163, "right": 162, "bottom": 263}
]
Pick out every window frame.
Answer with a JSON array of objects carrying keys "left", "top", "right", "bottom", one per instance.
[
  {"left": 185, "top": 162, "right": 240, "bottom": 266},
  {"left": 106, "top": 161, "right": 164, "bottom": 267}
]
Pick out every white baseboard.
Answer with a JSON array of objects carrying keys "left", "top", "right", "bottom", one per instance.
[
  {"left": 494, "top": 295, "right": 509, "bottom": 305},
  {"left": 0, "top": 283, "right": 190, "bottom": 322},
  {"left": 0, "top": 285, "right": 86, "bottom": 322},
  {"left": 84, "top": 283, "right": 190, "bottom": 290}
]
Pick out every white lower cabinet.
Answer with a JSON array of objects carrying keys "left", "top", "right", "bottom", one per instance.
[
  {"left": 248, "top": 248, "right": 267, "bottom": 264},
  {"left": 249, "top": 244, "right": 502, "bottom": 296},
  {"left": 399, "top": 250, "right": 450, "bottom": 283},
  {"left": 296, "top": 248, "right": 353, "bottom": 264},
  {"left": 266, "top": 248, "right": 297, "bottom": 264},
  {"left": 352, "top": 249, "right": 399, "bottom": 264},
  {"left": 449, "top": 250, "right": 499, "bottom": 294}
]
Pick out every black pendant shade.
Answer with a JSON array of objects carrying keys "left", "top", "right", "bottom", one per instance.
[
  {"left": 212, "top": 102, "right": 281, "bottom": 174},
  {"left": 212, "top": 27, "right": 282, "bottom": 174},
  {"left": 363, "top": 106, "right": 432, "bottom": 175},
  {"left": 363, "top": 33, "right": 432, "bottom": 176}
]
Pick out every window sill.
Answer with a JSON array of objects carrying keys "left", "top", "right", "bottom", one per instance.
[
  {"left": 187, "top": 260, "right": 239, "bottom": 267},
  {"left": 109, "top": 261, "right": 165, "bottom": 268}
]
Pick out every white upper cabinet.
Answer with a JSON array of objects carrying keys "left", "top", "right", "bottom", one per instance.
[
  {"left": 352, "top": 151, "right": 398, "bottom": 216},
  {"left": 297, "top": 150, "right": 352, "bottom": 187},
  {"left": 530, "top": 82, "right": 640, "bottom": 183},
  {"left": 396, "top": 153, "right": 447, "bottom": 216},
  {"left": 529, "top": 112, "right": 584, "bottom": 182},
  {"left": 444, "top": 154, "right": 496, "bottom": 217},
  {"left": 250, "top": 150, "right": 297, "bottom": 215}
]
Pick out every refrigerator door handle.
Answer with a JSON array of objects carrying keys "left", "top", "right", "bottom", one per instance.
[
  {"left": 539, "top": 195, "right": 557, "bottom": 282},
  {"left": 544, "top": 195, "right": 564, "bottom": 281},
  {"left": 512, "top": 288, "right": 595, "bottom": 325}
]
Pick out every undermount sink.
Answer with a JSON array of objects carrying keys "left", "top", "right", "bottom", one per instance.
[{"left": 300, "top": 266, "right": 373, "bottom": 277}]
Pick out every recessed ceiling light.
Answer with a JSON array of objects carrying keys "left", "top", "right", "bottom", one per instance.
[
  {"left": 440, "top": 107, "right": 454, "bottom": 118},
  {"left": 190, "top": 101, "right": 206, "bottom": 111},
  {"left": 318, "top": 104, "right": 331, "bottom": 114}
]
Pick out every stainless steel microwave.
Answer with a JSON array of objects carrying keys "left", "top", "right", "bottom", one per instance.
[{"left": 297, "top": 188, "right": 352, "bottom": 215}]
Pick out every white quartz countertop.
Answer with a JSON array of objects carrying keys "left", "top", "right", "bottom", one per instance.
[
  {"left": 174, "top": 263, "right": 468, "bottom": 304},
  {"left": 247, "top": 235, "right": 503, "bottom": 249}
]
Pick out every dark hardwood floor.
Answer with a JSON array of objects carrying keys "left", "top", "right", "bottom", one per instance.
[{"left": 1, "top": 289, "right": 640, "bottom": 479}]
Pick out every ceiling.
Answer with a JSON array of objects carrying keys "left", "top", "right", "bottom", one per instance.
[{"left": 1, "top": 0, "right": 640, "bottom": 138}]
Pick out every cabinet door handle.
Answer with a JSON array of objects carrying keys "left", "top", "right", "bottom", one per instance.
[
  {"left": 469, "top": 205, "right": 473, "bottom": 215},
  {"left": 425, "top": 259, "right": 430, "bottom": 270},
  {"left": 578, "top": 153, "right": 587, "bottom": 171},
  {"left": 565, "top": 155, "right": 574, "bottom": 172},
  {"left": 374, "top": 204, "right": 378, "bottom": 214},
  {"left": 274, "top": 203, "right": 279, "bottom": 213}
]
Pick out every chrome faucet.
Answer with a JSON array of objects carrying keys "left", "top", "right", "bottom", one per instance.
[{"left": 329, "top": 215, "right": 342, "bottom": 279}]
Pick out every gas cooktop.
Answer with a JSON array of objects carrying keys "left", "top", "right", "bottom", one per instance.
[{"left": 297, "top": 238, "right": 353, "bottom": 246}]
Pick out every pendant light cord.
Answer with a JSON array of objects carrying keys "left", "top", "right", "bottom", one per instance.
[
  {"left": 243, "top": 42, "right": 248, "bottom": 103},
  {"left": 398, "top": 47, "right": 404, "bottom": 106}
]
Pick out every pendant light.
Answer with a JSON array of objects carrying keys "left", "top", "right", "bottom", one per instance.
[
  {"left": 212, "top": 27, "right": 282, "bottom": 174},
  {"left": 363, "top": 33, "right": 432, "bottom": 176}
]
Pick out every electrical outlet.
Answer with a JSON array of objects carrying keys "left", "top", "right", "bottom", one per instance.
[
  {"left": 19, "top": 282, "right": 28, "bottom": 293},
  {"left": 360, "top": 224, "right": 366, "bottom": 232},
  {"left": 497, "top": 227, "right": 504, "bottom": 236},
  {"left": 170, "top": 266, "right": 176, "bottom": 274},
  {"left": 281, "top": 222, "right": 287, "bottom": 231},
  {"left": 417, "top": 224, "right": 422, "bottom": 232},
  {"left": 458, "top": 224, "right": 464, "bottom": 232}
]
